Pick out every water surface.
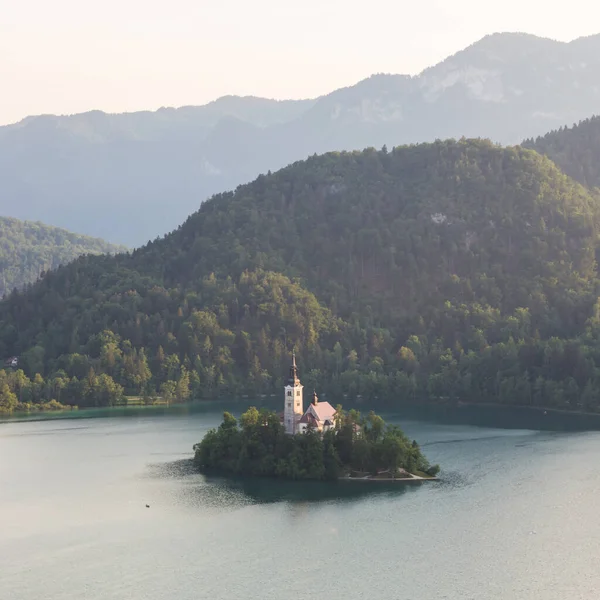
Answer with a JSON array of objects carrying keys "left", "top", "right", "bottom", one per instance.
[{"left": 1, "top": 409, "right": 599, "bottom": 599}]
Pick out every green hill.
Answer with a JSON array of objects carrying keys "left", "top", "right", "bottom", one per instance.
[
  {"left": 524, "top": 116, "right": 600, "bottom": 189},
  {"left": 2, "top": 139, "right": 600, "bottom": 413},
  {"left": 0, "top": 216, "right": 127, "bottom": 297}
]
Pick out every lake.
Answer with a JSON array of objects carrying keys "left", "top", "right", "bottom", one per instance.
[{"left": 1, "top": 406, "right": 600, "bottom": 600}]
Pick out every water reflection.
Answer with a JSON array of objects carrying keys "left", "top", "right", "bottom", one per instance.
[
  {"left": 207, "top": 475, "right": 429, "bottom": 504},
  {"left": 147, "top": 458, "right": 434, "bottom": 507}
]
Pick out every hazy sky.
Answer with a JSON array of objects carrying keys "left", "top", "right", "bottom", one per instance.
[{"left": 2, "top": 0, "right": 599, "bottom": 125}]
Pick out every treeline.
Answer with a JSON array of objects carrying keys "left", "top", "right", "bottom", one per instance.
[
  {"left": 0, "top": 216, "right": 126, "bottom": 297},
  {"left": 4, "top": 269, "right": 600, "bottom": 414},
  {"left": 0, "top": 367, "right": 122, "bottom": 413},
  {"left": 525, "top": 115, "right": 600, "bottom": 190},
  {"left": 2, "top": 140, "right": 600, "bottom": 412},
  {"left": 194, "top": 407, "right": 439, "bottom": 481},
  {"left": 0, "top": 270, "right": 338, "bottom": 405}
]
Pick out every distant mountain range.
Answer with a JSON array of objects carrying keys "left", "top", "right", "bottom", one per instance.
[
  {"left": 0, "top": 216, "right": 126, "bottom": 297},
  {"left": 1, "top": 32, "right": 599, "bottom": 246}
]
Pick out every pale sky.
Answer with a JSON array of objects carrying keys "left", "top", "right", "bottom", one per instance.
[{"left": 1, "top": 0, "right": 599, "bottom": 125}]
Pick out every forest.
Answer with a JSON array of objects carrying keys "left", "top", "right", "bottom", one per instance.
[
  {"left": 3, "top": 133, "right": 600, "bottom": 413},
  {"left": 0, "top": 216, "right": 126, "bottom": 297},
  {"left": 193, "top": 406, "right": 439, "bottom": 481},
  {"left": 0, "top": 366, "right": 122, "bottom": 413},
  {"left": 525, "top": 116, "right": 600, "bottom": 190}
]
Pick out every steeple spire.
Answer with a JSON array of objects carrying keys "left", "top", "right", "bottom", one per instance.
[
  {"left": 288, "top": 351, "right": 300, "bottom": 385},
  {"left": 312, "top": 390, "right": 319, "bottom": 405},
  {"left": 284, "top": 350, "right": 304, "bottom": 434}
]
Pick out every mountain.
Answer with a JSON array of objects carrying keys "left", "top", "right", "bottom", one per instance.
[
  {"left": 524, "top": 115, "right": 600, "bottom": 189},
  {"left": 0, "top": 216, "right": 126, "bottom": 297},
  {"left": 2, "top": 32, "right": 600, "bottom": 246},
  {"left": 2, "top": 139, "right": 600, "bottom": 414},
  {"left": 0, "top": 98, "right": 316, "bottom": 246}
]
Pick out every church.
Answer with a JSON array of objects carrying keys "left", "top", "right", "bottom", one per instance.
[{"left": 282, "top": 352, "right": 336, "bottom": 435}]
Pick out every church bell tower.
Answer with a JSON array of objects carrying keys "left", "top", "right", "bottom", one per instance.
[{"left": 284, "top": 352, "right": 304, "bottom": 434}]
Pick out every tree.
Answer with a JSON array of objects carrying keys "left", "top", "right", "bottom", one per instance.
[
  {"left": 0, "top": 382, "right": 17, "bottom": 412},
  {"left": 240, "top": 406, "right": 259, "bottom": 429},
  {"left": 95, "top": 374, "right": 124, "bottom": 406},
  {"left": 364, "top": 411, "right": 385, "bottom": 443},
  {"left": 97, "top": 330, "right": 123, "bottom": 375},
  {"left": 175, "top": 367, "right": 191, "bottom": 402},
  {"left": 159, "top": 380, "right": 177, "bottom": 403},
  {"left": 30, "top": 373, "right": 45, "bottom": 403},
  {"left": 51, "top": 374, "right": 69, "bottom": 404}
]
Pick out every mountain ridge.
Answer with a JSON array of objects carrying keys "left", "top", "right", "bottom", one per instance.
[
  {"left": 2, "top": 31, "right": 600, "bottom": 245},
  {"left": 524, "top": 115, "right": 600, "bottom": 189},
  {"left": 6, "top": 32, "right": 598, "bottom": 132}
]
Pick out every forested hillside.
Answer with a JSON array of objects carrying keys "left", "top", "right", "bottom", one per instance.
[
  {"left": 3, "top": 139, "right": 600, "bottom": 414},
  {"left": 524, "top": 116, "right": 600, "bottom": 189},
  {"left": 0, "top": 217, "right": 126, "bottom": 297},
  {"left": 2, "top": 32, "right": 600, "bottom": 245}
]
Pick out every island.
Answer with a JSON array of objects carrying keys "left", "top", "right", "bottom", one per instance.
[
  {"left": 194, "top": 354, "right": 440, "bottom": 482},
  {"left": 194, "top": 405, "right": 440, "bottom": 482}
]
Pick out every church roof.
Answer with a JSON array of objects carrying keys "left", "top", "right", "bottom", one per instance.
[
  {"left": 300, "top": 412, "right": 318, "bottom": 424},
  {"left": 309, "top": 401, "right": 336, "bottom": 422}
]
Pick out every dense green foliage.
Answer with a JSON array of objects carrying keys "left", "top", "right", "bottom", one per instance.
[
  {"left": 0, "top": 367, "right": 123, "bottom": 413},
  {"left": 3, "top": 139, "right": 600, "bottom": 412},
  {"left": 0, "top": 269, "right": 337, "bottom": 401},
  {"left": 524, "top": 116, "right": 600, "bottom": 190},
  {"left": 194, "top": 407, "right": 439, "bottom": 480},
  {"left": 0, "top": 216, "right": 126, "bottom": 297},
  {"left": 0, "top": 369, "right": 79, "bottom": 413}
]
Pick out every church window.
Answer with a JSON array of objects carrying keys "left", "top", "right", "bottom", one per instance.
[
  {"left": 287, "top": 402, "right": 291, "bottom": 408},
  {"left": 296, "top": 390, "right": 300, "bottom": 396},
  {"left": 287, "top": 391, "right": 292, "bottom": 397}
]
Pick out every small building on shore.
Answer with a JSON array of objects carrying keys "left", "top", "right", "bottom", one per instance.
[{"left": 282, "top": 353, "right": 336, "bottom": 435}]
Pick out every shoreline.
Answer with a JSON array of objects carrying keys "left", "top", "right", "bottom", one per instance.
[
  {"left": 201, "top": 469, "right": 439, "bottom": 484},
  {"left": 340, "top": 475, "right": 439, "bottom": 483},
  {"left": 451, "top": 400, "right": 600, "bottom": 419},
  {"left": 4, "top": 398, "right": 600, "bottom": 428}
]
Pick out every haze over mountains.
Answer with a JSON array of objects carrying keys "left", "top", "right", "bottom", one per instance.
[{"left": 2, "top": 32, "right": 600, "bottom": 246}]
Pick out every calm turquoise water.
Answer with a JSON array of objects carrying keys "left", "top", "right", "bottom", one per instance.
[{"left": 2, "top": 408, "right": 600, "bottom": 600}]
